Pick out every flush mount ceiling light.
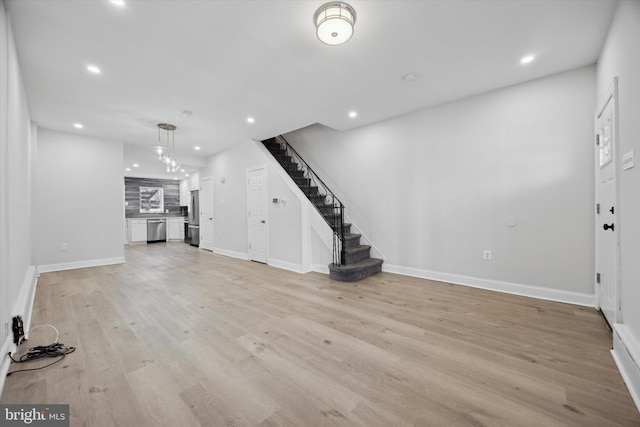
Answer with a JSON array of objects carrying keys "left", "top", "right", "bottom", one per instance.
[
  {"left": 314, "top": 2, "right": 356, "bottom": 46},
  {"left": 151, "top": 123, "right": 181, "bottom": 173}
]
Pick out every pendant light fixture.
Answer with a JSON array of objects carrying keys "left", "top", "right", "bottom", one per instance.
[
  {"left": 314, "top": 2, "right": 357, "bottom": 46},
  {"left": 152, "top": 123, "right": 181, "bottom": 173}
]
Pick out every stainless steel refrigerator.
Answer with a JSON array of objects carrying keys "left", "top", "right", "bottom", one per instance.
[{"left": 188, "top": 190, "right": 199, "bottom": 246}]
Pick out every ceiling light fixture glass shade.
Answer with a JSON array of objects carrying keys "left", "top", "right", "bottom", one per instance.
[
  {"left": 314, "top": 2, "right": 356, "bottom": 46},
  {"left": 152, "top": 123, "right": 181, "bottom": 172}
]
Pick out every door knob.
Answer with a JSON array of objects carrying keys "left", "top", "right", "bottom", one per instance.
[
  {"left": 603, "top": 223, "right": 615, "bottom": 231},
  {"left": 261, "top": 220, "right": 266, "bottom": 224},
  {"left": 609, "top": 206, "right": 615, "bottom": 214}
]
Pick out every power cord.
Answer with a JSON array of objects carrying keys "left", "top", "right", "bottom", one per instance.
[{"left": 6, "top": 324, "right": 75, "bottom": 376}]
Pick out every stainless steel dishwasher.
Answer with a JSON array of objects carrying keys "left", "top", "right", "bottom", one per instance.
[{"left": 147, "top": 219, "right": 166, "bottom": 242}]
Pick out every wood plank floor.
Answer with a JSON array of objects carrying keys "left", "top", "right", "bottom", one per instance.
[{"left": 2, "top": 242, "right": 639, "bottom": 426}]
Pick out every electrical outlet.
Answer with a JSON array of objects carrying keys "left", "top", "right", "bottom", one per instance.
[
  {"left": 60, "top": 243, "right": 68, "bottom": 251},
  {"left": 483, "top": 250, "right": 492, "bottom": 261}
]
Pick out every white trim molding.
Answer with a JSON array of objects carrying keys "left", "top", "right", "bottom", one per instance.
[
  {"left": 269, "top": 258, "right": 310, "bottom": 274},
  {"left": 312, "top": 263, "right": 330, "bottom": 274},
  {"left": 382, "top": 263, "right": 595, "bottom": 307},
  {"left": 0, "top": 264, "right": 39, "bottom": 398},
  {"left": 612, "top": 323, "right": 640, "bottom": 412},
  {"left": 37, "top": 257, "right": 125, "bottom": 273},
  {"left": 213, "top": 247, "right": 249, "bottom": 261}
]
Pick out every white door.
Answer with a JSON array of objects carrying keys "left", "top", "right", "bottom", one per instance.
[
  {"left": 200, "top": 177, "right": 214, "bottom": 251},
  {"left": 247, "top": 167, "right": 267, "bottom": 263},
  {"left": 595, "top": 79, "right": 619, "bottom": 326}
]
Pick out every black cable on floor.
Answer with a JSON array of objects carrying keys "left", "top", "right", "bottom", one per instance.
[{"left": 7, "top": 343, "right": 76, "bottom": 376}]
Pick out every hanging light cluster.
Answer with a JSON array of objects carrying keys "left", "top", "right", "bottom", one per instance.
[{"left": 151, "top": 123, "right": 181, "bottom": 172}]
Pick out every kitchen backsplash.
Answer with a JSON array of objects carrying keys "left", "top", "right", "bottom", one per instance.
[{"left": 124, "top": 177, "right": 182, "bottom": 218}]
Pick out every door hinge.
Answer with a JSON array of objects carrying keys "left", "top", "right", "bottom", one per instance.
[
  {"left": 596, "top": 134, "right": 600, "bottom": 146},
  {"left": 596, "top": 203, "right": 600, "bottom": 214},
  {"left": 596, "top": 273, "right": 601, "bottom": 284}
]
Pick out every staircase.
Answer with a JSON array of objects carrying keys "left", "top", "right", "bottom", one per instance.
[{"left": 262, "top": 136, "right": 383, "bottom": 282}]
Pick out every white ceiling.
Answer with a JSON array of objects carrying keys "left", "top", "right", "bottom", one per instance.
[{"left": 5, "top": 0, "right": 617, "bottom": 178}]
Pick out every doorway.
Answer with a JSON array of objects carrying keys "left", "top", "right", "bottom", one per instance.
[
  {"left": 247, "top": 167, "right": 267, "bottom": 263},
  {"left": 595, "top": 78, "right": 619, "bottom": 326},
  {"left": 200, "top": 176, "right": 214, "bottom": 251}
]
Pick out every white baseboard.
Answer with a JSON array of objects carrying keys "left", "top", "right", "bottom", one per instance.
[
  {"left": 382, "top": 263, "right": 595, "bottom": 307},
  {"left": 213, "top": 247, "right": 249, "bottom": 261},
  {"left": 312, "top": 263, "right": 330, "bottom": 274},
  {"left": 612, "top": 323, "right": 640, "bottom": 412},
  {"left": 0, "top": 265, "right": 39, "bottom": 399},
  {"left": 269, "top": 258, "right": 310, "bottom": 274},
  {"left": 37, "top": 257, "right": 125, "bottom": 273}
]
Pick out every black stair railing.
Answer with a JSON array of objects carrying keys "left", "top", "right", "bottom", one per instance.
[{"left": 272, "top": 135, "right": 345, "bottom": 266}]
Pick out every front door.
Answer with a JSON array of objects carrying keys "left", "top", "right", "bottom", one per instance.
[
  {"left": 200, "top": 177, "right": 214, "bottom": 251},
  {"left": 247, "top": 167, "right": 267, "bottom": 263},
  {"left": 595, "top": 78, "right": 619, "bottom": 326}
]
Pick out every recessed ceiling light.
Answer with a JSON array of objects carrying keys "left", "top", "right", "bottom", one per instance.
[
  {"left": 73, "top": 123, "right": 84, "bottom": 129},
  {"left": 173, "top": 177, "right": 178, "bottom": 180},
  {"left": 110, "top": 0, "right": 125, "bottom": 6},
  {"left": 194, "top": 146, "right": 201, "bottom": 151},
  {"left": 133, "top": 163, "right": 139, "bottom": 167},
  {"left": 247, "top": 117, "right": 255, "bottom": 124},
  {"left": 185, "top": 173, "right": 190, "bottom": 177},
  {"left": 348, "top": 111, "right": 357, "bottom": 118},
  {"left": 125, "top": 168, "right": 131, "bottom": 171},
  {"left": 180, "top": 169, "right": 185, "bottom": 173},
  {"left": 86, "top": 65, "right": 101, "bottom": 74},
  {"left": 520, "top": 55, "right": 535, "bottom": 64}
]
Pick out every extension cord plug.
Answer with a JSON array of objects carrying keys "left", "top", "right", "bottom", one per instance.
[{"left": 12, "top": 316, "right": 24, "bottom": 346}]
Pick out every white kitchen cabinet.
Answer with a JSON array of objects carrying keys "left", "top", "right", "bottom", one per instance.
[
  {"left": 167, "top": 218, "right": 184, "bottom": 241},
  {"left": 179, "top": 179, "right": 190, "bottom": 206},
  {"left": 128, "top": 219, "right": 147, "bottom": 243},
  {"left": 190, "top": 172, "right": 200, "bottom": 191}
]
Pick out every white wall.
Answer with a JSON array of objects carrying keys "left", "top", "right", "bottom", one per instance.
[
  {"left": 34, "top": 129, "right": 125, "bottom": 271},
  {"left": 203, "top": 140, "right": 304, "bottom": 270},
  {"left": 0, "top": 0, "right": 38, "bottom": 396},
  {"left": 597, "top": 0, "right": 640, "bottom": 410},
  {"left": 286, "top": 65, "right": 596, "bottom": 304}
]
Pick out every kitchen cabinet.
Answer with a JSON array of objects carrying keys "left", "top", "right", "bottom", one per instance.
[
  {"left": 179, "top": 179, "right": 190, "bottom": 206},
  {"left": 167, "top": 218, "right": 185, "bottom": 241},
  {"left": 189, "top": 172, "right": 200, "bottom": 191},
  {"left": 128, "top": 219, "right": 148, "bottom": 243}
]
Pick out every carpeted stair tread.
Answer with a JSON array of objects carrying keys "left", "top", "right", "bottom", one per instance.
[
  {"left": 329, "top": 258, "right": 383, "bottom": 282},
  {"left": 262, "top": 137, "right": 383, "bottom": 282}
]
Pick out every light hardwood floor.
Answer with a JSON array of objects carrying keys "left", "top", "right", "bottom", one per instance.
[{"left": 2, "top": 243, "right": 639, "bottom": 426}]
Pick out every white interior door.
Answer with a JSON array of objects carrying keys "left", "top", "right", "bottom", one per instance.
[
  {"left": 247, "top": 167, "right": 267, "bottom": 263},
  {"left": 200, "top": 177, "right": 214, "bottom": 251},
  {"left": 595, "top": 79, "right": 619, "bottom": 326}
]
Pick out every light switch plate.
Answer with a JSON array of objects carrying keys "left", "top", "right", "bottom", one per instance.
[{"left": 622, "top": 150, "right": 634, "bottom": 171}]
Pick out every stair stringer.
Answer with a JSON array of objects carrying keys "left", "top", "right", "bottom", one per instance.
[
  {"left": 254, "top": 140, "right": 334, "bottom": 273},
  {"left": 341, "top": 213, "right": 388, "bottom": 263}
]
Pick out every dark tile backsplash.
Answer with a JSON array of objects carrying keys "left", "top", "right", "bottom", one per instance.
[{"left": 125, "top": 177, "right": 182, "bottom": 218}]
